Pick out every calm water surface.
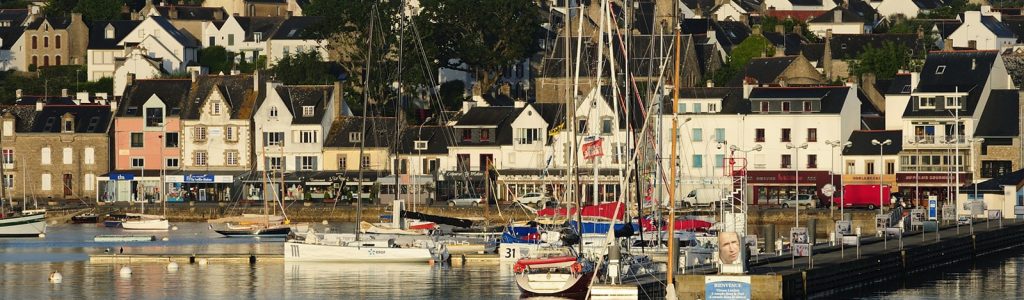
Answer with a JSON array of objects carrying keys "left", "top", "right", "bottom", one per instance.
[
  {"left": 854, "top": 247, "right": 1024, "bottom": 299},
  {"left": 0, "top": 223, "right": 521, "bottom": 299}
]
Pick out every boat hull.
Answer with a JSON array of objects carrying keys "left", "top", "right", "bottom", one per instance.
[
  {"left": 516, "top": 271, "right": 594, "bottom": 297},
  {"left": 283, "top": 241, "right": 433, "bottom": 263},
  {"left": 121, "top": 219, "right": 169, "bottom": 231},
  {"left": 216, "top": 226, "right": 291, "bottom": 238},
  {"left": 72, "top": 214, "right": 100, "bottom": 224},
  {"left": 0, "top": 213, "right": 46, "bottom": 237}
]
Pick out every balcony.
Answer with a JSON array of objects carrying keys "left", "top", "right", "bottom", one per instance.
[{"left": 905, "top": 135, "right": 967, "bottom": 147}]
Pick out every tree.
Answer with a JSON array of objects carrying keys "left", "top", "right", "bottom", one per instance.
[
  {"left": 710, "top": 35, "right": 775, "bottom": 86},
  {"left": 759, "top": 16, "right": 816, "bottom": 41},
  {"left": 919, "top": 0, "right": 979, "bottom": 19},
  {"left": 850, "top": 41, "right": 910, "bottom": 80},
  {"left": 73, "top": 0, "right": 121, "bottom": 21},
  {"left": 198, "top": 46, "right": 234, "bottom": 74},
  {"left": 305, "top": 0, "right": 401, "bottom": 99},
  {"left": 416, "top": 0, "right": 541, "bottom": 95},
  {"left": 438, "top": 80, "right": 466, "bottom": 111},
  {"left": 43, "top": 0, "right": 76, "bottom": 17},
  {"left": 270, "top": 50, "right": 335, "bottom": 85}
]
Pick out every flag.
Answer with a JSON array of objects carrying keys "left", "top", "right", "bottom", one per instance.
[{"left": 582, "top": 137, "right": 604, "bottom": 160}]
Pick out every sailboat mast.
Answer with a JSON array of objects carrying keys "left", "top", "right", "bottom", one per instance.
[
  {"left": 394, "top": 0, "right": 405, "bottom": 210},
  {"left": 355, "top": 4, "right": 376, "bottom": 241},
  {"left": 667, "top": 13, "right": 682, "bottom": 294}
]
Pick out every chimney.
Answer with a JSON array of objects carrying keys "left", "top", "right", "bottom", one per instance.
[
  {"left": 127, "top": 73, "right": 136, "bottom": 87},
  {"left": 775, "top": 45, "right": 785, "bottom": 57},
  {"left": 706, "top": 80, "right": 714, "bottom": 87},
  {"left": 191, "top": 70, "right": 198, "bottom": 82},
  {"left": 168, "top": 7, "right": 178, "bottom": 19},
  {"left": 739, "top": 14, "right": 749, "bottom": 25},
  {"left": 824, "top": 29, "right": 833, "bottom": 79},
  {"left": 752, "top": 24, "right": 762, "bottom": 35},
  {"left": 76, "top": 92, "right": 88, "bottom": 104},
  {"left": 333, "top": 80, "right": 343, "bottom": 121},
  {"left": 15, "top": 89, "right": 21, "bottom": 99},
  {"left": 943, "top": 38, "right": 953, "bottom": 51},
  {"left": 253, "top": 71, "right": 260, "bottom": 93},
  {"left": 214, "top": 9, "right": 224, "bottom": 20},
  {"left": 35, "top": 99, "right": 43, "bottom": 111},
  {"left": 131, "top": 12, "right": 140, "bottom": 20},
  {"left": 71, "top": 13, "right": 83, "bottom": 25},
  {"left": 514, "top": 99, "right": 526, "bottom": 108},
  {"left": 968, "top": 40, "right": 977, "bottom": 50},
  {"left": 110, "top": 99, "right": 118, "bottom": 112},
  {"left": 61, "top": 88, "right": 68, "bottom": 97},
  {"left": 461, "top": 101, "right": 476, "bottom": 114},
  {"left": 775, "top": 24, "right": 784, "bottom": 34},
  {"left": 910, "top": 72, "right": 920, "bottom": 91}
]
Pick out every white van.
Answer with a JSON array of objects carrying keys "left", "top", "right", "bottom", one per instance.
[{"left": 683, "top": 188, "right": 725, "bottom": 208}]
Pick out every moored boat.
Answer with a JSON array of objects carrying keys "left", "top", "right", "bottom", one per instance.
[
  {"left": 283, "top": 229, "right": 439, "bottom": 263},
  {"left": 514, "top": 255, "right": 595, "bottom": 297},
  {"left": 0, "top": 212, "right": 46, "bottom": 237},
  {"left": 121, "top": 214, "right": 169, "bottom": 231},
  {"left": 72, "top": 213, "right": 101, "bottom": 224},
  {"left": 214, "top": 224, "right": 291, "bottom": 238}
]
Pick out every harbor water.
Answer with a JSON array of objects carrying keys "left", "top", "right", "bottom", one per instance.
[{"left": 4, "top": 222, "right": 1024, "bottom": 299}]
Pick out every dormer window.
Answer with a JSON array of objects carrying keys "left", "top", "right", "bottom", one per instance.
[
  {"left": 254, "top": 32, "right": 263, "bottom": 42},
  {"left": 945, "top": 96, "right": 961, "bottom": 108},
  {"left": 212, "top": 101, "right": 221, "bottom": 115},
  {"left": 105, "top": 24, "right": 114, "bottom": 39},
  {"left": 302, "top": 106, "right": 314, "bottom": 117},
  {"left": 62, "top": 119, "right": 73, "bottom": 132},
  {"left": 269, "top": 106, "right": 278, "bottom": 117},
  {"left": 708, "top": 103, "right": 718, "bottom": 113},
  {"left": 935, "top": 65, "right": 946, "bottom": 74},
  {"left": 414, "top": 141, "right": 428, "bottom": 150},
  {"left": 782, "top": 102, "right": 791, "bottom": 112},
  {"left": 349, "top": 132, "right": 362, "bottom": 143},
  {"left": 145, "top": 107, "right": 164, "bottom": 127},
  {"left": 919, "top": 97, "right": 936, "bottom": 109}
]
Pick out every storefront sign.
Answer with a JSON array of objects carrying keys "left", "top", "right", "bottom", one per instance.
[
  {"left": 842, "top": 174, "right": 896, "bottom": 185},
  {"left": 896, "top": 173, "right": 972, "bottom": 184},
  {"left": 705, "top": 276, "right": 751, "bottom": 300},
  {"left": 110, "top": 173, "right": 134, "bottom": 181},
  {"left": 185, "top": 174, "right": 215, "bottom": 183},
  {"left": 745, "top": 171, "right": 829, "bottom": 184}
]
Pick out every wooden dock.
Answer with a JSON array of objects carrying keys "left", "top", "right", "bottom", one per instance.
[{"left": 89, "top": 253, "right": 283, "bottom": 264}]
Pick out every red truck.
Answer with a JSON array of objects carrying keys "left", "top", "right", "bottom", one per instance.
[{"left": 832, "top": 185, "right": 892, "bottom": 210}]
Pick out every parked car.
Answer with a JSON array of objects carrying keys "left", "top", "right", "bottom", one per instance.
[
  {"left": 514, "top": 193, "right": 550, "bottom": 207},
  {"left": 781, "top": 194, "right": 816, "bottom": 208},
  {"left": 447, "top": 195, "right": 483, "bottom": 207}
]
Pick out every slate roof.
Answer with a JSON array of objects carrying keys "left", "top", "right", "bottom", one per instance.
[
  {"left": 26, "top": 16, "right": 70, "bottom": 30},
  {"left": 235, "top": 16, "right": 284, "bottom": 42},
  {"left": 118, "top": 79, "right": 192, "bottom": 117},
  {"left": 790, "top": 0, "right": 824, "bottom": 6},
  {"left": 270, "top": 16, "right": 322, "bottom": 40},
  {"left": 913, "top": 0, "right": 943, "bottom": 9},
  {"left": 799, "top": 43, "right": 826, "bottom": 65},
  {"left": 148, "top": 15, "right": 198, "bottom": 47},
  {"left": 728, "top": 56, "right": 797, "bottom": 86},
  {"left": 682, "top": 18, "right": 751, "bottom": 53},
  {"left": 808, "top": 7, "right": 865, "bottom": 23},
  {"left": 0, "top": 9, "right": 27, "bottom": 50},
  {"left": 842, "top": 130, "right": 903, "bottom": 155},
  {"left": 155, "top": 6, "right": 226, "bottom": 20},
  {"left": 964, "top": 168, "right": 1024, "bottom": 193},
  {"left": 915, "top": 50, "right": 997, "bottom": 93},
  {"left": 180, "top": 74, "right": 263, "bottom": 120},
  {"left": 395, "top": 125, "right": 453, "bottom": 155},
  {"left": 324, "top": 116, "right": 397, "bottom": 148},
  {"left": 682, "top": 0, "right": 718, "bottom": 12},
  {"left": 454, "top": 107, "right": 519, "bottom": 127},
  {"left": 748, "top": 86, "right": 852, "bottom": 113},
  {"left": 886, "top": 73, "right": 913, "bottom": 94},
  {"left": 830, "top": 33, "right": 925, "bottom": 60},
  {"left": 664, "top": 87, "right": 749, "bottom": 114},
  {"left": 763, "top": 32, "right": 808, "bottom": 55},
  {"left": 974, "top": 89, "right": 1019, "bottom": 137},
  {"left": 1003, "top": 16, "right": 1024, "bottom": 43},
  {"left": 88, "top": 20, "right": 142, "bottom": 49},
  {"left": 847, "top": 0, "right": 878, "bottom": 25},
  {"left": 932, "top": 20, "right": 961, "bottom": 39},
  {"left": 979, "top": 15, "right": 1015, "bottom": 38},
  {"left": 275, "top": 85, "right": 333, "bottom": 124},
  {"left": 530, "top": 102, "right": 566, "bottom": 131}
]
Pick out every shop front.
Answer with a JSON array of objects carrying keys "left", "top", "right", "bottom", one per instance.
[
  {"left": 164, "top": 172, "right": 242, "bottom": 202},
  {"left": 746, "top": 170, "right": 834, "bottom": 206},
  {"left": 896, "top": 172, "right": 972, "bottom": 205},
  {"left": 97, "top": 171, "right": 162, "bottom": 203}
]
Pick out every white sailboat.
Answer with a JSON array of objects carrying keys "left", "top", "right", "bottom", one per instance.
[
  {"left": 0, "top": 211, "right": 46, "bottom": 237},
  {"left": 123, "top": 128, "right": 170, "bottom": 231}
]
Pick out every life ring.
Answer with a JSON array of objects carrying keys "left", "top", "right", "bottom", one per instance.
[
  {"left": 513, "top": 263, "right": 526, "bottom": 273},
  {"left": 571, "top": 262, "right": 582, "bottom": 274}
]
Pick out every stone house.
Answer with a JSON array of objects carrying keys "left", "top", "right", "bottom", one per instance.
[{"left": 22, "top": 13, "right": 88, "bottom": 68}]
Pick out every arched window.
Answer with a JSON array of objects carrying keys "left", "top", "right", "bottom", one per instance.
[
  {"left": 43, "top": 55, "right": 49, "bottom": 66},
  {"left": 269, "top": 106, "right": 278, "bottom": 117},
  {"left": 43, "top": 36, "right": 48, "bottom": 48},
  {"left": 55, "top": 35, "right": 61, "bottom": 49},
  {"left": 55, "top": 55, "right": 61, "bottom": 66}
]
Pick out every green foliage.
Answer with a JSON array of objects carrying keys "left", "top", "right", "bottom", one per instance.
[
  {"left": 0, "top": 0, "right": 29, "bottom": 9},
  {"left": 73, "top": 0, "right": 121, "bottom": 21},
  {"left": 730, "top": 35, "right": 775, "bottom": 70},
  {"left": 0, "top": 65, "right": 111, "bottom": 104},
  {"left": 416, "top": 0, "right": 542, "bottom": 94},
  {"left": 850, "top": 41, "right": 910, "bottom": 80},
  {"left": 918, "top": 0, "right": 979, "bottom": 19},
  {"left": 438, "top": 80, "right": 466, "bottom": 111},
  {"left": 237, "top": 55, "right": 267, "bottom": 73},
  {"left": 198, "top": 46, "right": 234, "bottom": 74},
  {"left": 759, "top": 16, "right": 816, "bottom": 41},
  {"left": 43, "top": 0, "right": 76, "bottom": 17},
  {"left": 270, "top": 50, "right": 335, "bottom": 85}
]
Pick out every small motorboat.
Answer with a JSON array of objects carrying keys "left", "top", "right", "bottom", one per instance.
[
  {"left": 214, "top": 224, "right": 291, "bottom": 238},
  {"left": 72, "top": 213, "right": 101, "bottom": 224}
]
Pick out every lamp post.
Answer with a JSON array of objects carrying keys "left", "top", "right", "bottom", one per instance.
[
  {"left": 825, "top": 140, "right": 852, "bottom": 220},
  {"left": 787, "top": 143, "right": 808, "bottom": 228},
  {"left": 415, "top": 116, "right": 433, "bottom": 211},
  {"left": 969, "top": 137, "right": 984, "bottom": 208},
  {"left": 871, "top": 139, "right": 892, "bottom": 216}
]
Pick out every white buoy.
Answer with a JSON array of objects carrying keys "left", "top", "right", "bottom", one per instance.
[
  {"left": 49, "top": 271, "right": 62, "bottom": 283},
  {"left": 50, "top": 220, "right": 58, "bottom": 225},
  {"left": 322, "top": 220, "right": 328, "bottom": 225},
  {"left": 197, "top": 258, "right": 208, "bottom": 265},
  {"left": 166, "top": 262, "right": 179, "bottom": 272},
  {"left": 171, "top": 225, "right": 179, "bottom": 231},
  {"left": 38, "top": 233, "right": 46, "bottom": 238},
  {"left": 119, "top": 266, "right": 132, "bottom": 277},
  {"left": 161, "top": 237, "right": 169, "bottom": 241},
  {"left": 254, "top": 236, "right": 261, "bottom": 240}
]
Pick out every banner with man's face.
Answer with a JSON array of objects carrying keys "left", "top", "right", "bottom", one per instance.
[{"left": 718, "top": 231, "right": 746, "bottom": 273}]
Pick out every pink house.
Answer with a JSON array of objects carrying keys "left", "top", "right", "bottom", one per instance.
[{"left": 113, "top": 78, "right": 192, "bottom": 171}]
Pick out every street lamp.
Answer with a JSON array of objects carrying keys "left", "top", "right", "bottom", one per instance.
[
  {"left": 825, "top": 140, "right": 852, "bottom": 219},
  {"left": 871, "top": 139, "right": 892, "bottom": 217},
  {"left": 415, "top": 116, "right": 433, "bottom": 211},
  {"left": 969, "top": 137, "right": 984, "bottom": 205},
  {"left": 787, "top": 142, "right": 808, "bottom": 228}
]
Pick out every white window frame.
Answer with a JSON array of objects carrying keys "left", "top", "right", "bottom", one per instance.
[
  {"left": 302, "top": 106, "right": 314, "bottom": 117},
  {"left": 41, "top": 147, "right": 51, "bottom": 165},
  {"left": 62, "top": 147, "right": 72, "bottom": 164},
  {"left": 299, "top": 156, "right": 316, "bottom": 170},
  {"left": 194, "top": 127, "right": 207, "bottom": 141},
  {"left": 166, "top": 158, "right": 179, "bottom": 168},
  {"left": 131, "top": 157, "right": 144, "bottom": 168},
  {"left": 195, "top": 151, "right": 208, "bottom": 166},
  {"left": 226, "top": 151, "right": 239, "bottom": 166}
]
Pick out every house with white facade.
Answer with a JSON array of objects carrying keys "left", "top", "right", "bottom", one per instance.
[
  {"left": 202, "top": 15, "right": 284, "bottom": 64},
  {"left": 118, "top": 15, "right": 198, "bottom": 73},
  {"left": 112, "top": 48, "right": 166, "bottom": 96},
  {"left": 869, "top": 0, "right": 941, "bottom": 19},
  {"left": 668, "top": 85, "right": 861, "bottom": 206},
  {"left": 763, "top": 0, "right": 836, "bottom": 11},
  {"left": 840, "top": 130, "right": 902, "bottom": 204},
  {"left": 948, "top": 8, "right": 1017, "bottom": 50},
  {"left": 807, "top": 7, "right": 865, "bottom": 37},
  {"left": 87, "top": 20, "right": 141, "bottom": 81},
  {"left": 265, "top": 16, "right": 327, "bottom": 65},
  {"left": 896, "top": 50, "right": 1010, "bottom": 207},
  {"left": 0, "top": 9, "right": 27, "bottom": 71},
  {"left": 252, "top": 81, "right": 341, "bottom": 172}
]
